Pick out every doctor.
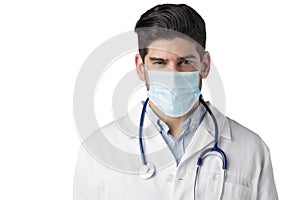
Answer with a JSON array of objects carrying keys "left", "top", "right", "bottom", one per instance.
[{"left": 73, "top": 4, "right": 278, "bottom": 200}]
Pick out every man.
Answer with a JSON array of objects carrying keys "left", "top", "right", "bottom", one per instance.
[{"left": 73, "top": 4, "right": 278, "bottom": 199}]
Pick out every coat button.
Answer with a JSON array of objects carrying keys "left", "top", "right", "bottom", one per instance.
[{"left": 166, "top": 174, "right": 173, "bottom": 182}]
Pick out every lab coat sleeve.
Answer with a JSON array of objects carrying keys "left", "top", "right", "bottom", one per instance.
[
  {"left": 257, "top": 150, "right": 278, "bottom": 200},
  {"left": 73, "top": 145, "right": 102, "bottom": 200}
]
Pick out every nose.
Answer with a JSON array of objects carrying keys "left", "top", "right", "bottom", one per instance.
[
  {"left": 168, "top": 63, "right": 178, "bottom": 71},
  {"left": 167, "top": 62, "right": 182, "bottom": 72}
]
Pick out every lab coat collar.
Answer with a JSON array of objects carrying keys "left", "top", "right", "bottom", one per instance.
[
  {"left": 205, "top": 101, "right": 231, "bottom": 140},
  {"left": 123, "top": 101, "right": 231, "bottom": 140},
  {"left": 177, "top": 101, "right": 231, "bottom": 166},
  {"left": 112, "top": 101, "right": 231, "bottom": 169}
]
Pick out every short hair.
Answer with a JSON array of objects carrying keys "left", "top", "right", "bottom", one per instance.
[{"left": 134, "top": 4, "right": 206, "bottom": 62}]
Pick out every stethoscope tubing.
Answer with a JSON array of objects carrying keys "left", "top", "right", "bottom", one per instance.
[
  {"left": 139, "top": 98, "right": 149, "bottom": 166},
  {"left": 138, "top": 96, "right": 227, "bottom": 199},
  {"left": 139, "top": 96, "right": 227, "bottom": 169},
  {"left": 198, "top": 97, "right": 227, "bottom": 170}
]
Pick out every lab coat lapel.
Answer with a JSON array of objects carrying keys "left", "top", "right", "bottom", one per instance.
[
  {"left": 124, "top": 101, "right": 231, "bottom": 169},
  {"left": 206, "top": 102, "right": 231, "bottom": 140},
  {"left": 125, "top": 102, "right": 177, "bottom": 168},
  {"left": 180, "top": 102, "right": 231, "bottom": 165}
]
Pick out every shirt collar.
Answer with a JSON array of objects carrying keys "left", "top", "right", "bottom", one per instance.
[{"left": 146, "top": 103, "right": 206, "bottom": 137}]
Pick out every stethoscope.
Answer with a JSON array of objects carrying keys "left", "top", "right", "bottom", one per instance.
[{"left": 138, "top": 96, "right": 227, "bottom": 200}]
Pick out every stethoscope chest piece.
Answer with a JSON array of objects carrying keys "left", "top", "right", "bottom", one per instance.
[{"left": 138, "top": 162, "right": 155, "bottom": 179}]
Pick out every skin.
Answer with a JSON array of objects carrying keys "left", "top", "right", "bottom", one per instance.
[{"left": 135, "top": 37, "right": 211, "bottom": 138}]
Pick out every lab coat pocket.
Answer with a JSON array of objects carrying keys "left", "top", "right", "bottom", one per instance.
[{"left": 205, "top": 176, "right": 251, "bottom": 200}]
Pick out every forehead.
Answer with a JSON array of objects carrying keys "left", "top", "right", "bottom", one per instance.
[{"left": 147, "top": 37, "right": 199, "bottom": 58}]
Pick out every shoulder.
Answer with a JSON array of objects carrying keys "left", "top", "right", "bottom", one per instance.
[
  {"left": 226, "top": 117, "right": 270, "bottom": 157},
  {"left": 208, "top": 102, "right": 269, "bottom": 153}
]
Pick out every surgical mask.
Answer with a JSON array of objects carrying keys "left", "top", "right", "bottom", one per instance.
[{"left": 147, "top": 70, "right": 201, "bottom": 117}]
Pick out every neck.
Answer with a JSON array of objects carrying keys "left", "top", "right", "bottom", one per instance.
[{"left": 149, "top": 100, "right": 200, "bottom": 138}]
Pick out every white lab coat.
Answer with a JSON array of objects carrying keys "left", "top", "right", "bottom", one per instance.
[{"left": 73, "top": 102, "right": 278, "bottom": 200}]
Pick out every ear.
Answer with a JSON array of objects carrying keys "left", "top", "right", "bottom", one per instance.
[
  {"left": 201, "top": 51, "right": 211, "bottom": 79},
  {"left": 135, "top": 54, "right": 145, "bottom": 81}
]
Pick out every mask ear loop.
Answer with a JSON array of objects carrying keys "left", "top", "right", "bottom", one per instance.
[
  {"left": 199, "top": 73, "right": 202, "bottom": 90},
  {"left": 143, "top": 64, "right": 150, "bottom": 90}
]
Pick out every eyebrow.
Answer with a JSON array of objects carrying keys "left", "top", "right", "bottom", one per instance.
[
  {"left": 179, "top": 55, "right": 197, "bottom": 60},
  {"left": 149, "top": 55, "right": 196, "bottom": 61},
  {"left": 149, "top": 57, "right": 167, "bottom": 61}
]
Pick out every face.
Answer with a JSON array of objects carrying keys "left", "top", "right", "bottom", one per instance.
[
  {"left": 145, "top": 37, "right": 201, "bottom": 72},
  {"left": 135, "top": 37, "right": 211, "bottom": 89}
]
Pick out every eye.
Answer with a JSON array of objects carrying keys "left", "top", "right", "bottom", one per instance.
[
  {"left": 179, "top": 59, "right": 192, "bottom": 65},
  {"left": 152, "top": 61, "right": 165, "bottom": 65}
]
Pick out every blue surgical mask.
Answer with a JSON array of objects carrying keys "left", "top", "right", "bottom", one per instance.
[{"left": 147, "top": 70, "right": 201, "bottom": 117}]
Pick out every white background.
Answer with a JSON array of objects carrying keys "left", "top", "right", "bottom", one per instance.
[{"left": 0, "top": 0, "right": 299, "bottom": 199}]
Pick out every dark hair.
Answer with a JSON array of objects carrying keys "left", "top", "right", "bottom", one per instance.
[{"left": 134, "top": 4, "right": 206, "bottom": 62}]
